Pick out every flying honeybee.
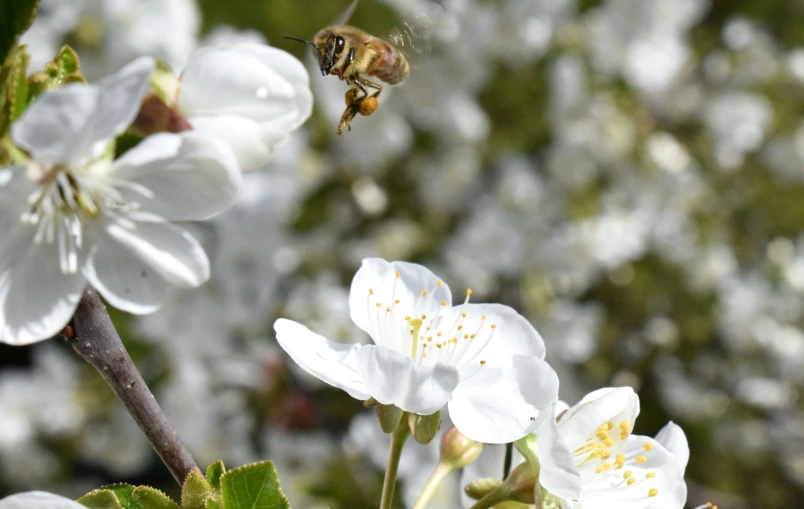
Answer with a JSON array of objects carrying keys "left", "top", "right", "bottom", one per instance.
[{"left": 284, "top": 0, "right": 433, "bottom": 135}]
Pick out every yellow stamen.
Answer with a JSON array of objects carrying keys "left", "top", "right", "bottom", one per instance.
[
  {"left": 422, "top": 289, "right": 427, "bottom": 296},
  {"left": 643, "top": 442, "right": 654, "bottom": 451},
  {"left": 646, "top": 472, "right": 656, "bottom": 478},
  {"left": 627, "top": 477, "right": 636, "bottom": 486},
  {"left": 623, "top": 470, "right": 633, "bottom": 479},
  {"left": 636, "top": 455, "right": 647, "bottom": 464},
  {"left": 648, "top": 488, "right": 658, "bottom": 497}
]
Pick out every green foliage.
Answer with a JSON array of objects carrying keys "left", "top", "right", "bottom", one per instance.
[
  {"left": 0, "top": 44, "right": 28, "bottom": 145},
  {"left": 205, "top": 460, "right": 226, "bottom": 490},
  {"left": 408, "top": 410, "right": 441, "bottom": 445},
  {"left": 220, "top": 462, "right": 289, "bottom": 509},
  {"left": 77, "top": 462, "right": 289, "bottom": 509},
  {"left": 0, "top": 0, "right": 39, "bottom": 65},
  {"left": 375, "top": 403, "right": 404, "bottom": 433},
  {"left": 182, "top": 469, "right": 214, "bottom": 509}
]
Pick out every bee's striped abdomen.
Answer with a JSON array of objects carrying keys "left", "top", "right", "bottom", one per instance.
[{"left": 368, "top": 39, "right": 409, "bottom": 85}]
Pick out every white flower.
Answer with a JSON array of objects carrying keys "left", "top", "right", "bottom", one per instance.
[
  {"left": 0, "top": 57, "right": 242, "bottom": 345},
  {"left": 274, "top": 258, "right": 558, "bottom": 443},
  {"left": 0, "top": 491, "right": 86, "bottom": 509},
  {"left": 178, "top": 43, "right": 313, "bottom": 172},
  {"left": 463, "top": 387, "right": 689, "bottom": 508},
  {"left": 538, "top": 387, "right": 688, "bottom": 508}
]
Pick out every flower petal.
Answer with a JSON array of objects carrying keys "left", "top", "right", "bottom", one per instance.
[
  {"left": 348, "top": 258, "right": 452, "bottom": 354},
  {"left": 557, "top": 387, "right": 640, "bottom": 451},
  {"left": 82, "top": 222, "right": 169, "bottom": 314},
  {"left": 536, "top": 403, "right": 582, "bottom": 500},
  {"left": 274, "top": 318, "right": 369, "bottom": 400},
  {"left": 356, "top": 344, "right": 458, "bottom": 415},
  {"left": 654, "top": 421, "right": 689, "bottom": 474},
  {"left": 419, "top": 303, "right": 546, "bottom": 377},
  {"left": 448, "top": 355, "right": 559, "bottom": 443},
  {"left": 12, "top": 57, "right": 153, "bottom": 164},
  {"left": 112, "top": 131, "right": 241, "bottom": 220},
  {"left": 102, "top": 213, "right": 209, "bottom": 287},
  {"left": 0, "top": 491, "right": 89, "bottom": 509},
  {"left": 579, "top": 435, "right": 686, "bottom": 509},
  {"left": 0, "top": 227, "right": 84, "bottom": 346},
  {"left": 179, "top": 43, "right": 312, "bottom": 170},
  {"left": 186, "top": 115, "right": 272, "bottom": 173}
]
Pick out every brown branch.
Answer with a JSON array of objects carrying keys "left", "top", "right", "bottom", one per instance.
[{"left": 68, "top": 286, "right": 199, "bottom": 486}]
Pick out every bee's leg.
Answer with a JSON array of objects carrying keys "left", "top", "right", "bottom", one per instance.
[
  {"left": 355, "top": 76, "right": 382, "bottom": 98},
  {"left": 338, "top": 86, "right": 362, "bottom": 136}
]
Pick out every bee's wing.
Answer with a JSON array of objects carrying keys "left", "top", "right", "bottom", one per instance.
[
  {"left": 386, "top": 2, "right": 443, "bottom": 57},
  {"left": 337, "top": 0, "right": 361, "bottom": 25}
]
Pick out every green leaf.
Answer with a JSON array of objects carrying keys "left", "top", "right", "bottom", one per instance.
[
  {"left": 97, "top": 484, "right": 142, "bottom": 509},
  {"left": 206, "top": 460, "right": 226, "bottom": 489},
  {"left": 0, "top": 0, "right": 39, "bottom": 66},
  {"left": 77, "top": 490, "right": 124, "bottom": 509},
  {"left": 220, "top": 461, "right": 289, "bottom": 509},
  {"left": 408, "top": 410, "right": 441, "bottom": 444},
  {"left": 205, "top": 500, "right": 221, "bottom": 509},
  {"left": 132, "top": 487, "right": 180, "bottom": 509},
  {"left": 0, "top": 44, "right": 28, "bottom": 139},
  {"left": 182, "top": 468, "right": 214, "bottom": 509},
  {"left": 376, "top": 403, "right": 404, "bottom": 433}
]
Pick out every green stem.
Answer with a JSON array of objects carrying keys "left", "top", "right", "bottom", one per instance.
[
  {"left": 379, "top": 414, "right": 411, "bottom": 509},
  {"left": 411, "top": 462, "right": 453, "bottom": 509}
]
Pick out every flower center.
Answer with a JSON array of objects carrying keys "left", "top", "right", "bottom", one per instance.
[
  {"left": 21, "top": 162, "right": 149, "bottom": 274},
  {"left": 574, "top": 421, "right": 663, "bottom": 499}
]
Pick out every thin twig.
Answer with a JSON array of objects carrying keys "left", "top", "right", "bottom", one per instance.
[{"left": 68, "top": 287, "right": 199, "bottom": 486}]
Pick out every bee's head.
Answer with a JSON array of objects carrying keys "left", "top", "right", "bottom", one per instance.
[{"left": 283, "top": 33, "right": 346, "bottom": 77}]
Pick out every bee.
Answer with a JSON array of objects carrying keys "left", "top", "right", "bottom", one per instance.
[{"left": 284, "top": 0, "right": 425, "bottom": 136}]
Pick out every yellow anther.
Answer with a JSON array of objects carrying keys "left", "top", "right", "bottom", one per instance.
[
  {"left": 604, "top": 438, "right": 614, "bottom": 447},
  {"left": 470, "top": 334, "right": 476, "bottom": 338},
  {"left": 436, "top": 281, "right": 442, "bottom": 286},
  {"left": 599, "top": 423, "right": 609, "bottom": 432},
  {"left": 376, "top": 303, "right": 381, "bottom": 308},
  {"left": 437, "top": 332, "right": 442, "bottom": 337},
  {"left": 636, "top": 455, "right": 647, "bottom": 464},
  {"left": 395, "top": 272, "right": 400, "bottom": 278},
  {"left": 607, "top": 422, "right": 614, "bottom": 430},
  {"left": 627, "top": 477, "right": 636, "bottom": 486},
  {"left": 421, "top": 314, "right": 427, "bottom": 319},
  {"left": 369, "top": 288, "right": 374, "bottom": 295},
  {"left": 481, "top": 315, "right": 487, "bottom": 320},
  {"left": 422, "top": 353, "right": 427, "bottom": 358},
  {"left": 395, "top": 299, "right": 400, "bottom": 304},
  {"left": 441, "top": 300, "right": 447, "bottom": 306},
  {"left": 405, "top": 316, "right": 411, "bottom": 321},
  {"left": 623, "top": 470, "right": 633, "bottom": 479},
  {"left": 422, "top": 289, "right": 427, "bottom": 296},
  {"left": 464, "top": 334, "right": 469, "bottom": 339},
  {"left": 615, "top": 460, "right": 624, "bottom": 469},
  {"left": 466, "top": 288, "right": 473, "bottom": 295},
  {"left": 427, "top": 336, "right": 433, "bottom": 342},
  {"left": 597, "top": 431, "right": 609, "bottom": 440},
  {"left": 646, "top": 472, "right": 656, "bottom": 478},
  {"left": 643, "top": 442, "right": 654, "bottom": 451},
  {"left": 619, "top": 421, "right": 629, "bottom": 431},
  {"left": 458, "top": 325, "right": 463, "bottom": 330},
  {"left": 616, "top": 453, "right": 625, "bottom": 463},
  {"left": 480, "top": 360, "right": 486, "bottom": 365},
  {"left": 437, "top": 344, "right": 443, "bottom": 348},
  {"left": 491, "top": 323, "right": 497, "bottom": 329},
  {"left": 706, "top": 504, "right": 713, "bottom": 508},
  {"left": 600, "top": 451, "right": 611, "bottom": 460},
  {"left": 595, "top": 462, "right": 612, "bottom": 474},
  {"left": 648, "top": 488, "right": 658, "bottom": 497},
  {"left": 461, "top": 312, "right": 467, "bottom": 317},
  {"left": 620, "top": 431, "right": 629, "bottom": 440},
  {"left": 386, "top": 307, "right": 391, "bottom": 312}
]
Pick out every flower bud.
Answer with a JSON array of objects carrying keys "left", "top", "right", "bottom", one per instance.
[
  {"left": 500, "top": 461, "right": 538, "bottom": 504},
  {"left": 439, "top": 426, "right": 483, "bottom": 469},
  {"left": 463, "top": 478, "right": 502, "bottom": 500}
]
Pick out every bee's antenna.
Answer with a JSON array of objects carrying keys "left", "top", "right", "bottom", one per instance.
[{"left": 283, "top": 36, "right": 319, "bottom": 50}]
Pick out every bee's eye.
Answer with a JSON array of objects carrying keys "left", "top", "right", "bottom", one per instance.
[{"left": 335, "top": 36, "right": 345, "bottom": 51}]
